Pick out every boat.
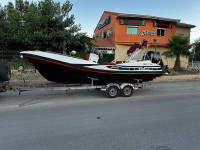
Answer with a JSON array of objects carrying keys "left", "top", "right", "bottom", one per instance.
[{"left": 20, "top": 40, "right": 170, "bottom": 85}]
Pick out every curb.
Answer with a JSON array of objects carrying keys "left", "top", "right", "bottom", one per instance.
[{"left": 154, "top": 75, "right": 200, "bottom": 81}]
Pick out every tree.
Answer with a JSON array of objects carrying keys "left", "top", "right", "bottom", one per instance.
[
  {"left": 163, "top": 35, "right": 191, "bottom": 71},
  {"left": 192, "top": 38, "right": 200, "bottom": 61},
  {"left": 23, "top": 0, "right": 82, "bottom": 54},
  {"left": 0, "top": 5, "right": 9, "bottom": 51},
  {"left": 0, "top": 4, "right": 16, "bottom": 59},
  {"left": 6, "top": 1, "right": 27, "bottom": 52},
  {"left": 1, "top": 0, "right": 92, "bottom": 58}
]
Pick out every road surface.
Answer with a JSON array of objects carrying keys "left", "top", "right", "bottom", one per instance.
[{"left": 0, "top": 80, "right": 200, "bottom": 150}]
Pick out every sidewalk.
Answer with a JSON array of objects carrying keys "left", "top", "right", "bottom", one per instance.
[{"left": 154, "top": 74, "right": 200, "bottom": 81}]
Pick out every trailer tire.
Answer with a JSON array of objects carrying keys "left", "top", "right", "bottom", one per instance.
[
  {"left": 0, "top": 82, "right": 8, "bottom": 92},
  {"left": 0, "top": 62, "right": 11, "bottom": 81},
  {"left": 106, "top": 85, "right": 119, "bottom": 98},
  {"left": 0, "top": 87, "right": 7, "bottom": 92},
  {"left": 121, "top": 85, "right": 133, "bottom": 97}
]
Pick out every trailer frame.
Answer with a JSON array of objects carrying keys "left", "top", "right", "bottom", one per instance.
[{"left": 10, "top": 68, "right": 151, "bottom": 98}]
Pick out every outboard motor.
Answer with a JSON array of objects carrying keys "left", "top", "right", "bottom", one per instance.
[
  {"left": 143, "top": 51, "right": 164, "bottom": 66},
  {"left": 143, "top": 51, "right": 170, "bottom": 74}
]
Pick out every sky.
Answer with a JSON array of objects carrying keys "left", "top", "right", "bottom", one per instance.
[{"left": 1, "top": 0, "right": 200, "bottom": 43}]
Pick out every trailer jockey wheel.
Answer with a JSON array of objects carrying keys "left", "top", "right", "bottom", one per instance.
[
  {"left": 121, "top": 85, "right": 133, "bottom": 97},
  {"left": 106, "top": 85, "right": 119, "bottom": 98}
]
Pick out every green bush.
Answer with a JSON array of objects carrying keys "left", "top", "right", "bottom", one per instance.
[
  {"left": 75, "top": 50, "right": 87, "bottom": 58},
  {"left": 98, "top": 54, "right": 114, "bottom": 64},
  {"left": 8, "top": 59, "right": 34, "bottom": 70}
]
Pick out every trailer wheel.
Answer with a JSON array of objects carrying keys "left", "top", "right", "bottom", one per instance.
[
  {"left": 121, "top": 85, "right": 133, "bottom": 97},
  {"left": 0, "top": 62, "right": 11, "bottom": 81},
  {"left": 106, "top": 85, "right": 119, "bottom": 98},
  {"left": 0, "top": 87, "right": 7, "bottom": 92},
  {"left": 0, "top": 82, "right": 8, "bottom": 92}
]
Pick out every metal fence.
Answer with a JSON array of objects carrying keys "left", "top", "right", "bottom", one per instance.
[
  {"left": 188, "top": 61, "right": 200, "bottom": 68},
  {"left": 187, "top": 61, "right": 200, "bottom": 72}
]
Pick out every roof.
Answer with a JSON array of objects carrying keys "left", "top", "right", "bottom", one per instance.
[
  {"left": 104, "top": 11, "right": 180, "bottom": 23},
  {"left": 102, "top": 11, "right": 196, "bottom": 28},
  {"left": 176, "top": 22, "right": 196, "bottom": 28},
  {"left": 91, "top": 38, "right": 116, "bottom": 48}
]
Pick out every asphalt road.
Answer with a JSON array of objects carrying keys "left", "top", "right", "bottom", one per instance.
[{"left": 0, "top": 80, "right": 200, "bottom": 150}]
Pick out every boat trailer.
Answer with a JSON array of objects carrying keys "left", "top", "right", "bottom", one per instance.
[{"left": 7, "top": 67, "right": 151, "bottom": 98}]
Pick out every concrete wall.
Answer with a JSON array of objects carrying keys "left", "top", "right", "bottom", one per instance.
[
  {"left": 115, "top": 44, "right": 130, "bottom": 61},
  {"left": 175, "top": 27, "right": 191, "bottom": 37},
  {"left": 115, "top": 18, "right": 176, "bottom": 45}
]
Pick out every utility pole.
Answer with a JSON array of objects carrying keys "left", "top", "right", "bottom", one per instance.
[
  {"left": 153, "top": 39, "right": 157, "bottom": 52},
  {"left": 192, "top": 46, "right": 196, "bottom": 68}
]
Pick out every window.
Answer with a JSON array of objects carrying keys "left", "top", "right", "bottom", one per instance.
[
  {"left": 97, "top": 31, "right": 106, "bottom": 39},
  {"left": 127, "top": 26, "right": 138, "bottom": 34},
  {"left": 157, "top": 28, "right": 166, "bottom": 36}
]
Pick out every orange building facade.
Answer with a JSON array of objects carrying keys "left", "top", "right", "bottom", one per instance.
[{"left": 92, "top": 11, "right": 195, "bottom": 68}]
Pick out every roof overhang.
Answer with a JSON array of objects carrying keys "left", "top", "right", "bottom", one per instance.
[
  {"left": 176, "top": 23, "right": 196, "bottom": 28},
  {"left": 117, "top": 14, "right": 180, "bottom": 23}
]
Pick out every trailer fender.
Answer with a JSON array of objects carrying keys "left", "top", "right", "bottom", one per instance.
[
  {"left": 120, "top": 83, "right": 138, "bottom": 90},
  {"left": 101, "top": 83, "right": 120, "bottom": 92}
]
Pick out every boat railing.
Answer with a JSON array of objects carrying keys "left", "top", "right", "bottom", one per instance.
[
  {"left": 112, "top": 47, "right": 147, "bottom": 63},
  {"left": 111, "top": 49, "right": 128, "bottom": 63},
  {"left": 126, "top": 49, "right": 144, "bottom": 61}
]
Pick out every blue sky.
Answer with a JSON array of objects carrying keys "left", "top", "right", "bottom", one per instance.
[
  {"left": 1, "top": 0, "right": 200, "bottom": 43},
  {"left": 70, "top": 0, "right": 200, "bottom": 43}
]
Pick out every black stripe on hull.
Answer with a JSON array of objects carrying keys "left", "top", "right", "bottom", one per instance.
[{"left": 23, "top": 54, "right": 164, "bottom": 85}]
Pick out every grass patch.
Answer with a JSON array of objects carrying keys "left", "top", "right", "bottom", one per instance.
[
  {"left": 169, "top": 68, "right": 198, "bottom": 76},
  {"left": 8, "top": 59, "right": 35, "bottom": 70}
]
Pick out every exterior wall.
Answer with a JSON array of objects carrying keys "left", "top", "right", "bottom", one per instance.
[
  {"left": 94, "top": 12, "right": 117, "bottom": 43},
  {"left": 115, "top": 18, "right": 176, "bottom": 45},
  {"left": 114, "top": 21, "right": 189, "bottom": 68},
  {"left": 115, "top": 44, "right": 131, "bottom": 61},
  {"left": 175, "top": 27, "right": 190, "bottom": 37},
  {"left": 94, "top": 12, "right": 191, "bottom": 69}
]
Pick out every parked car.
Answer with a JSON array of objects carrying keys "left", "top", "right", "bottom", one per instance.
[{"left": 0, "top": 62, "right": 11, "bottom": 92}]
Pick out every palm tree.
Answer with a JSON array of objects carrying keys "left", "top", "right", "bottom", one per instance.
[{"left": 163, "top": 35, "right": 191, "bottom": 71}]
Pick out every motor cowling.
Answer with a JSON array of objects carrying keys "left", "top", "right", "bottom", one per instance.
[{"left": 143, "top": 51, "right": 164, "bottom": 67}]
